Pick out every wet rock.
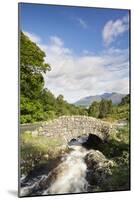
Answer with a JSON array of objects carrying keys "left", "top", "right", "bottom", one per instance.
[
  {"left": 85, "top": 150, "right": 114, "bottom": 188},
  {"left": 68, "top": 138, "right": 78, "bottom": 146},
  {"left": 70, "top": 138, "right": 77, "bottom": 142}
]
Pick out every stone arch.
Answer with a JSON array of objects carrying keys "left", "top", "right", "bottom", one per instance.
[{"left": 32, "top": 116, "right": 113, "bottom": 144}]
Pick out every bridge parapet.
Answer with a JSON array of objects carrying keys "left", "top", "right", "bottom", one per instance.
[{"left": 32, "top": 116, "right": 113, "bottom": 143}]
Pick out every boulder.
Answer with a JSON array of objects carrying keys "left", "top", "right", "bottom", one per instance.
[{"left": 85, "top": 150, "right": 114, "bottom": 188}]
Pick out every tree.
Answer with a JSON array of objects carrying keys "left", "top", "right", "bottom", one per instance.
[
  {"left": 40, "top": 88, "right": 57, "bottom": 112},
  {"left": 57, "top": 95, "right": 64, "bottom": 103},
  {"left": 120, "top": 94, "right": 130, "bottom": 105},
  {"left": 20, "top": 32, "right": 50, "bottom": 73},
  {"left": 20, "top": 32, "right": 50, "bottom": 123},
  {"left": 99, "top": 99, "right": 112, "bottom": 118},
  {"left": 88, "top": 101, "right": 100, "bottom": 118},
  {"left": 20, "top": 32, "right": 50, "bottom": 99}
]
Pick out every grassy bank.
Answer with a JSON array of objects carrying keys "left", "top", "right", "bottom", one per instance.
[{"left": 20, "top": 132, "right": 68, "bottom": 175}]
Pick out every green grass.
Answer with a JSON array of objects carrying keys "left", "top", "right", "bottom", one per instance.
[{"left": 20, "top": 132, "right": 68, "bottom": 175}]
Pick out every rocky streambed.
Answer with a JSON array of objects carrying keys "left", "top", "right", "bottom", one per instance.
[{"left": 20, "top": 134, "right": 116, "bottom": 196}]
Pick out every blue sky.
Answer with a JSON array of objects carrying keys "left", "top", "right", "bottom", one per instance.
[{"left": 19, "top": 3, "right": 130, "bottom": 103}]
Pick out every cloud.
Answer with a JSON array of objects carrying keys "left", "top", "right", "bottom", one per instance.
[
  {"left": 42, "top": 37, "right": 129, "bottom": 103},
  {"left": 23, "top": 32, "right": 129, "bottom": 103},
  {"left": 102, "top": 15, "right": 129, "bottom": 46},
  {"left": 23, "top": 31, "right": 41, "bottom": 43},
  {"left": 76, "top": 18, "right": 88, "bottom": 29},
  {"left": 50, "top": 36, "right": 64, "bottom": 46}
]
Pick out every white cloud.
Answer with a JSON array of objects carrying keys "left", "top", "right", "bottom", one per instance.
[
  {"left": 76, "top": 18, "right": 88, "bottom": 29},
  {"left": 102, "top": 15, "right": 129, "bottom": 46},
  {"left": 23, "top": 31, "right": 41, "bottom": 43},
  {"left": 50, "top": 36, "right": 64, "bottom": 46},
  {"left": 23, "top": 32, "right": 129, "bottom": 103},
  {"left": 42, "top": 37, "right": 129, "bottom": 103}
]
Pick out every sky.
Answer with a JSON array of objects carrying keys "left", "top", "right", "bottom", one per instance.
[{"left": 19, "top": 3, "right": 130, "bottom": 103}]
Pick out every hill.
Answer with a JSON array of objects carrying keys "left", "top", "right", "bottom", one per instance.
[{"left": 74, "top": 92, "right": 126, "bottom": 107}]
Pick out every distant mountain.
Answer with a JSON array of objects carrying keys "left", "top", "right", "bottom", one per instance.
[{"left": 74, "top": 92, "right": 126, "bottom": 107}]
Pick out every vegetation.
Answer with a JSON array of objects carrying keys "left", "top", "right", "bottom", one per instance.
[
  {"left": 100, "top": 124, "right": 130, "bottom": 191},
  {"left": 99, "top": 99, "right": 112, "bottom": 118},
  {"left": 88, "top": 96, "right": 129, "bottom": 122},
  {"left": 88, "top": 99, "right": 113, "bottom": 119},
  {"left": 120, "top": 94, "right": 130, "bottom": 105},
  {"left": 21, "top": 131, "right": 68, "bottom": 175},
  {"left": 88, "top": 96, "right": 130, "bottom": 191},
  {"left": 88, "top": 101, "right": 100, "bottom": 118}
]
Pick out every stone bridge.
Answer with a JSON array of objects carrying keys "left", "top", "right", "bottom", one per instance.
[{"left": 32, "top": 116, "right": 113, "bottom": 144}]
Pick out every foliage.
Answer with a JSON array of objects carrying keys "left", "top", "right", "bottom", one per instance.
[
  {"left": 106, "top": 103, "right": 129, "bottom": 121},
  {"left": 88, "top": 101, "right": 100, "bottom": 118},
  {"left": 100, "top": 124, "right": 130, "bottom": 191},
  {"left": 88, "top": 99, "right": 113, "bottom": 119},
  {"left": 20, "top": 31, "right": 51, "bottom": 123},
  {"left": 99, "top": 99, "right": 112, "bottom": 118},
  {"left": 88, "top": 95, "right": 130, "bottom": 122},
  {"left": 109, "top": 151, "right": 130, "bottom": 191},
  {"left": 20, "top": 32, "right": 50, "bottom": 73},
  {"left": 120, "top": 94, "right": 130, "bottom": 105},
  {"left": 20, "top": 32, "right": 50, "bottom": 100}
]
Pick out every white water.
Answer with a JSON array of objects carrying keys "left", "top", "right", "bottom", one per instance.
[
  {"left": 20, "top": 145, "right": 90, "bottom": 196},
  {"left": 44, "top": 146, "right": 89, "bottom": 194}
]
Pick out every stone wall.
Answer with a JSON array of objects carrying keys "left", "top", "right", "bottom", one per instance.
[{"left": 32, "top": 116, "right": 113, "bottom": 143}]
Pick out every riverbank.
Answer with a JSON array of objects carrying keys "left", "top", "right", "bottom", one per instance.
[
  {"left": 20, "top": 123, "right": 130, "bottom": 196},
  {"left": 20, "top": 132, "right": 69, "bottom": 176}
]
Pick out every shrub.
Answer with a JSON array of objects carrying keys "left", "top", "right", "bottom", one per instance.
[{"left": 100, "top": 125, "right": 130, "bottom": 191}]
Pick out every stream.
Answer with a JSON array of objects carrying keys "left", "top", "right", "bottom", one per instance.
[{"left": 20, "top": 136, "right": 91, "bottom": 196}]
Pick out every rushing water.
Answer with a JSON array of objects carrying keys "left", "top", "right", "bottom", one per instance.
[
  {"left": 44, "top": 146, "right": 89, "bottom": 194},
  {"left": 20, "top": 137, "right": 90, "bottom": 196}
]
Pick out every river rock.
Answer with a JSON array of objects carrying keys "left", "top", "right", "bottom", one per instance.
[{"left": 85, "top": 150, "right": 114, "bottom": 188}]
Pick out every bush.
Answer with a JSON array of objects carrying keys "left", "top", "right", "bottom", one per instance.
[{"left": 100, "top": 125, "right": 130, "bottom": 191}]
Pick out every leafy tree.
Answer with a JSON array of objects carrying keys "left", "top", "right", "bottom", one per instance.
[
  {"left": 120, "top": 94, "right": 130, "bottom": 105},
  {"left": 20, "top": 32, "right": 50, "bottom": 99},
  {"left": 88, "top": 101, "right": 100, "bottom": 118},
  {"left": 56, "top": 95, "right": 64, "bottom": 103},
  {"left": 99, "top": 99, "right": 112, "bottom": 118},
  {"left": 20, "top": 31, "right": 51, "bottom": 123},
  {"left": 20, "top": 32, "right": 50, "bottom": 73},
  {"left": 40, "top": 89, "right": 57, "bottom": 111}
]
